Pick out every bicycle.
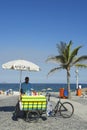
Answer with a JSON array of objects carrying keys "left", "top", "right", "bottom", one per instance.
[{"left": 47, "top": 96, "right": 74, "bottom": 118}]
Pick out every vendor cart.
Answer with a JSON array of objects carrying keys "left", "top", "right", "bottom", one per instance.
[{"left": 20, "top": 95, "right": 47, "bottom": 122}]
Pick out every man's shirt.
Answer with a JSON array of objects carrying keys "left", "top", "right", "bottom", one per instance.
[{"left": 21, "top": 82, "right": 32, "bottom": 95}]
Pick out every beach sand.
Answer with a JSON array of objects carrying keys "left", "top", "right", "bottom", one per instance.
[{"left": 0, "top": 92, "right": 87, "bottom": 130}]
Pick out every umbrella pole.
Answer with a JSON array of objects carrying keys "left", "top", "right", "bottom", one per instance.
[{"left": 19, "top": 70, "right": 22, "bottom": 91}]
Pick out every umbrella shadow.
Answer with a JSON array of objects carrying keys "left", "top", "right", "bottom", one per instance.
[
  {"left": 0, "top": 106, "right": 25, "bottom": 121},
  {"left": 0, "top": 106, "right": 15, "bottom": 112}
]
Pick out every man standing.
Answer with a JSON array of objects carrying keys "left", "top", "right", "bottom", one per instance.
[{"left": 13, "top": 76, "right": 33, "bottom": 121}]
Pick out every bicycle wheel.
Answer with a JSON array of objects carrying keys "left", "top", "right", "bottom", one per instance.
[
  {"left": 59, "top": 102, "right": 74, "bottom": 118},
  {"left": 26, "top": 111, "right": 40, "bottom": 122}
]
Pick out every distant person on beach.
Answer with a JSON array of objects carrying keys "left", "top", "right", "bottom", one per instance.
[{"left": 13, "top": 76, "right": 33, "bottom": 121}]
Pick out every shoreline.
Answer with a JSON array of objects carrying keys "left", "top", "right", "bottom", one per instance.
[{"left": 0, "top": 88, "right": 87, "bottom": 97}]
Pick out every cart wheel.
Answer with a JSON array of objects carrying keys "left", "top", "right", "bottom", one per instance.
[{"left": 26, "top": 111, "right": 40, "bottom": 122}]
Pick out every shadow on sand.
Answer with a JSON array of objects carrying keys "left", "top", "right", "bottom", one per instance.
[{"left": 0, "top": 106, "right": 15, "bottom": 112}]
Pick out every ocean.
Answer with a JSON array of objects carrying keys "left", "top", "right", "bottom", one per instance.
[{"left": 0, "top": 83, "right": 87, "bottom": 92}]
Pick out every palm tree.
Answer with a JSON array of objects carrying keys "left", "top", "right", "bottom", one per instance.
[{"left": 46, "top": 41, "right": 87, "bottom": 99}]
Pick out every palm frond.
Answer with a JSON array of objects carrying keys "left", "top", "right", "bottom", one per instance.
[
  {"left": 68, "top": 46, "right": 82, "bottom": 65},
  {"left": 46, "top": 55, "right": 65, "bottom": 64},
  {"left": 63, "top": 40, "right": 73, "bottom": 62},
  {"left": 65, "top": 41, "right": 72, "bottom": 57},
  {"left": 47, "top": 66, "right": 63, "bottom": 76},
  {"left": 73, "top": 55, "right": 87, "bottom": 65},
  {"left": 56, "top": 42, "right": 66, "bottom": 55},
  {"left": 75, "top": 64, "right": 87, "bottom": 68}
]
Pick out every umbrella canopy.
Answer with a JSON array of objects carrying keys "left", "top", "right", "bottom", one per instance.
[
  {"left": 2, "top": 59, "right": 40, "bottom": 71},
  {"left": 47, "top": 88, "right": 52, "bottom": 91},
  {"left": 2, "top": 59, "right": 40, "bottom": 89}
]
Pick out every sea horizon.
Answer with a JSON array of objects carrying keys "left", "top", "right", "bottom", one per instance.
[{"left": 0, "top": 83, "right": 87, "bottom": 92}]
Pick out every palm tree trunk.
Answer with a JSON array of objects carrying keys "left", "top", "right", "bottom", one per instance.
[{"left": 67, "top": 69, "right": 71, "bottom": 99}]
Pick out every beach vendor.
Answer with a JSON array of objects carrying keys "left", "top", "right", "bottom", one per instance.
[
  {"left": 13, "top": 76, "right": 33, "bottom": 121},
  {"left": 20, "top": 76, "right": 33, "bottom": 95}
]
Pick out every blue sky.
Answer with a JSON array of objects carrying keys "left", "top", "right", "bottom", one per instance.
[{"left": 0, "top": 0, "right": 87, "bottom": 84}]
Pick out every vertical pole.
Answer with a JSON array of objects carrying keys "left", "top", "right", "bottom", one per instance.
[
  {"left": 19, "top": 70, "right": 22, "bottom": 91},
  {"left": 19, "top": 70, "right": 22, "bottom": 100},
  {"left": 76, "top": 67, "right": 78, "bottom": 89}
]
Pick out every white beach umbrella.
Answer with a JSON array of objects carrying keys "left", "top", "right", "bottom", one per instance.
[
  {"left": 2, "top": 59, "right": 40, "bottom": 90},
  {"left": 47, "top": 88, "right": 52, "bottom": 91}
]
